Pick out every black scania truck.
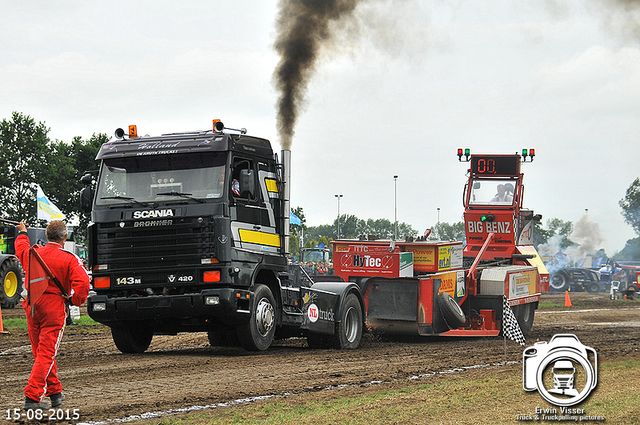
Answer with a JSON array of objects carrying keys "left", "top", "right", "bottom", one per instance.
[{"left": 81, "top": 122, "right": 364, "bottom": 352}]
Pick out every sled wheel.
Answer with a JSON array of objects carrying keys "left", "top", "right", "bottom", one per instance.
[
  {"left": 438, "top": 292, "right": 466, "bottom": 329},
  {"left": 111, "top": 322, "right": 153, "bottom": 353},
  {"left": 237, "top": 284, "right": 276, "bottom": 351},
  {"left": 512, "top": 303, "right": 535, "bottom": 335}
]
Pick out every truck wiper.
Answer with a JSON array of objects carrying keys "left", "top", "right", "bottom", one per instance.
[
  {"left": 100, "top": 196, "right": 152, "bottom": 207},
  {"left": 155, "top": 191, "right": 205, "bottom": 203}
]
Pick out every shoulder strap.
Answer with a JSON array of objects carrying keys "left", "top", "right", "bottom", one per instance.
[{"left": 29, "top": 246, "right": 69, "bottom": 298}]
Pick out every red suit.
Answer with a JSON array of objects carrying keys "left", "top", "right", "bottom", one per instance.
[{"left": 15, "top": 233, "right": 90, "bottom": 402}]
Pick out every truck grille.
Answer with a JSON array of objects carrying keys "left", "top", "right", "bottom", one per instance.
[{"left": 95, "top": 217, "right": 216, "bottom": 271}]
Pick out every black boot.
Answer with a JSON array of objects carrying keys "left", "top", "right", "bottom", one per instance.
[
  {"left": 24, "top": 397, "right": 50, "bottom": 410},
  {"left": 50, "top": 392, "right": 66, "bottom": 407}
]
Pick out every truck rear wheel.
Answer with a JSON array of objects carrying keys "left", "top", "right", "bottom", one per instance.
[
  {"left": 111, "top": 323, "right": 154, "bottom": 353},
  {"left": 332, "top": 293, "right": 363, "bottom": 349},
  {"left": 237, "top": 284, "right": 276, "bottom": 351},
  {"left": 1, "top": 258, "right": 23, "bottom": 309},
  {"left": 438, "top": 292, "right": 466, "bottom": 329}
]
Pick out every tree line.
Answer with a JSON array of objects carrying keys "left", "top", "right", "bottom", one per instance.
[
  {"left": 291, "top": 207, "right": 640, "bottom": 262},
  {"left": 3, "top": 111, "right": 640, "bottom": 261},
  {"left": 0, "top": 112, "right": 104, "bottom": 241}
]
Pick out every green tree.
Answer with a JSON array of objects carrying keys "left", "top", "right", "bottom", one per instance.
[
  {"left": 335, "top": 214, "right": 362, "bottom": 239},
  {"left": 620, "top": 178, "right": 640, "bottom": 235},
  {"left": 361, "top": 218, "right": 392, "bottom": 239},
  {"left": 430, "top": 221, "right": 465, "bottom": 241},
  {"left": 359, "top": 218, "right": 417, "bottom": 240},
  {"left": 70, "top": 133, "right": 108, "bottom": 243},
  {"left": 616, "top": 237, "right": 640, "bottom": 261},
  {"left": 0, "top": 112, "right": 51, "bottom": 222},
  {"left": 288, "top": 206, "right": 306, "bottom": 259},
  {"left": 0, "top": 112, "right": 104, "bottom": 243},
  {"left": 533, "top": 220, "right": 550, "bottom": 248},
  {"left": 305, "top": 224, "right": 334, "bottom": 244},
  {"left": 545, "top": 218, "right": 574, "bottom": 249}
]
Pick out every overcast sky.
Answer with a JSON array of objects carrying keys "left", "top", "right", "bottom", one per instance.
[{"left": 2, "top": 0, "right": 639, "bottom": 256}]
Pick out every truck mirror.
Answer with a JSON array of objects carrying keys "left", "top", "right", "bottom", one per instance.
[
  {"left": 80, "top": 187, "right": 93, "bottom": 214},
  {"left": 239, "top": 169, "right": 255, "bottom": 198},
  {"left": 80, "top": 173, "right": 93, "bottom": 186}
]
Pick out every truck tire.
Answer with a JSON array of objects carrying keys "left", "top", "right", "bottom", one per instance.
[
  {"left": 237, "top": 284, "right": 276, "bottom": 351},
  {"left": 512, "top": 303, "right": 535, "bottom": 335},
  {"left": 438, "top": 292, "right": 466, "bottom": 330},
  {"left": 111, "top": 323, "right": 154, "bottom": 353},
  {"left": 1, "top": 258, "right": 24, "bottom": 309},
  {"left": 332, "top": 293, "right": 363, "bottom": 350},
  {"left": 549, "top": 272, "right": 569, "bottom": 292}
]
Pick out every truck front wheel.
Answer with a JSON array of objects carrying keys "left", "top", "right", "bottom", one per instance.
[
  {"left": 111, "top": 323, "right": 154, "bottom": 353},
  {"left": 1, "top": 258, "right": 24, "bottom": 309},
  {"left": 237, "top": 284, "right": 276, "bottom": 351}
]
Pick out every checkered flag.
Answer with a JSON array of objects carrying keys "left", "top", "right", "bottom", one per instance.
[{"left": 502, "top": 296, "right": 525, "bottom": 346}]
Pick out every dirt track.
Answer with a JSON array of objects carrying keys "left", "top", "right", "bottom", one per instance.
[{"left": 1, "top": 292, "right": 639, "bottom": 424}]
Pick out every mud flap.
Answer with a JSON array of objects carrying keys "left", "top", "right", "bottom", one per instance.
[
  {"left": 365, "top": 278, "right": 420, "bottom": 335},
  {"left": 300, "top": 287, "right": 339, "bottom": 335}
]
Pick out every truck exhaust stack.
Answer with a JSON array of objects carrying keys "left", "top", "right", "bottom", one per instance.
[{"left": 282, "top": 149, "right": 291, "bottom": 255}]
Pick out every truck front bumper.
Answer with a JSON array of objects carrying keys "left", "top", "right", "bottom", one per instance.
[{"left": 88, "top": 288, "right": 252, "bottom": 324}]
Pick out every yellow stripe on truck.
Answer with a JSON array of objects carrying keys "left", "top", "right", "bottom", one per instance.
[
  {"left": 239, "top": 229, "right": 281, "bottom": 247},
  {"left": 265, "top": 178, "right": 278, "bottom": 193}
]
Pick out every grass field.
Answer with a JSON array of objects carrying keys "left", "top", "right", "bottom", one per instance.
[
  {"left": 148, "top": 360, "right": 639, "bottom": 425},
  {"left": 1, "top": 314, "right": 99, "bottom": 330}
]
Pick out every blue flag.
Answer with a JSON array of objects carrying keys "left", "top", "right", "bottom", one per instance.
[{"left": 290, "top": 211, "right": 301, "bottom": 226}]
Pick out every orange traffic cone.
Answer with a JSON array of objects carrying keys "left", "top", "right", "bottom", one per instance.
[
  {"left": 565, "top": 290, "right": 572, "bottom": 307},
  {"left": 0, "top": 305, "right": 9, "bottom": 334}
]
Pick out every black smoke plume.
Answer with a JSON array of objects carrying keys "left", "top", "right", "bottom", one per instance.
[{"left": 273, "top": 0, "right": 362, "bottom": 150}]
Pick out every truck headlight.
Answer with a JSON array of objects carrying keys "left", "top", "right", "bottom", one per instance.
[
  {"left": 92, "top": 302, "right": 107, "bottom": 312},
  {"left": 205, "top": 296, "right": 220, "bottom": 305}
]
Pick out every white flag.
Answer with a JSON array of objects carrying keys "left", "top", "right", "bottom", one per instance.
[{"left": 37, "top": 185, "right": 65, "bottom": 222}]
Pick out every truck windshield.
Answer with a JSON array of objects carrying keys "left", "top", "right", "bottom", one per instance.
[
  {"left": 468, "top": 178, "right": 516, "bottom": 206},
  {"left": 301, "top": 249, "right": 330, "bottom": 263},
  {"left": 95, "top": 152, "right": 227, "bottom": 205}
]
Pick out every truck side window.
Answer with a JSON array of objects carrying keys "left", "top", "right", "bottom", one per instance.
[{"left": 231, "top": 158, "right": 256, "bottom": 200}]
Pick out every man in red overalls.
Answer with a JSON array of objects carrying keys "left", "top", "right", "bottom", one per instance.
[{"left": 15, "top": 220, "right": 90, "bottom": 411}]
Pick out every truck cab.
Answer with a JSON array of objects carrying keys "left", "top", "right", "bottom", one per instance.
[
  {"left": 81, "top": 123, "right": 364, "bottom": 352},
  {"left": 461, "top": 150, "right": 549, "bottom": 292}
]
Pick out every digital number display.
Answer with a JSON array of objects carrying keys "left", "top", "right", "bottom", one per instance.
[{"left": 471, "top": 156, "right": 519, "bottom": 176}]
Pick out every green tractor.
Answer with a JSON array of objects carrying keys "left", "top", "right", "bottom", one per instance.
[{"left": 0, "top": 225, "right": 46, "bottom": 309}]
